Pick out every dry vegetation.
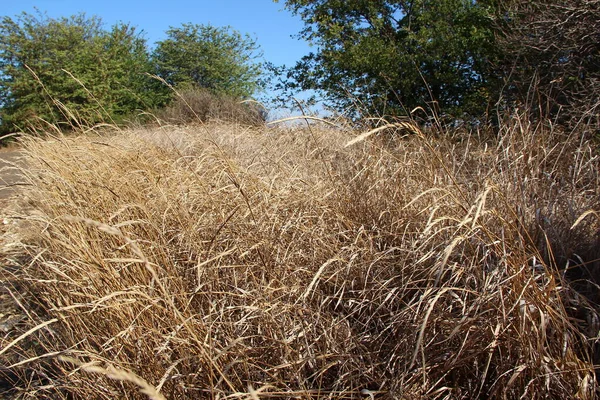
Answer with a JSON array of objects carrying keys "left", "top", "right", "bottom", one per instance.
[
  {"left": 153, "top": 88, "right": 267, "bottom": 127},
  {"left": 1, "top": 114, "right": 599, "bottom": 399}
]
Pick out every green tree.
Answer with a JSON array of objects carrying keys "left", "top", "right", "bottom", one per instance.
[
  {"left": 0, "top": 11, "right": 159, "bottom": 134},
  {"left": 152, "top": 23, "right": 263, "bottom": 99},
  {"left": 277, "top": 0, "right": 503, "bottom": 120}
]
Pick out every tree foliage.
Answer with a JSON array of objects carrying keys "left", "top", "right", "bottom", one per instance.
[
  {"left": 0, "top": 11, "right": 160, "bottom": 134},
  {"left": 153, "top": 24, "right": 263, "bottom": 99},
  {"left": 278, "top": 0, "right": 599, "bottom": 124},
  {"left": 277, "top": 0, "right": 503, "bottom": 119}
]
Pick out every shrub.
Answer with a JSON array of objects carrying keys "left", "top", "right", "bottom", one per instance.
[
  {"left": 492, "top": 0, "right": 600, "bottom": 125},
  {"left": 155, "top": 87, "right": 266, "bottom": 126},
  {"left": 0, "top": 12, "right": 161, "bottom": 135}
]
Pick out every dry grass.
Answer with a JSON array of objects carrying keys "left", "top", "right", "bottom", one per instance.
[{"left": 1, "top": 114, "right": 599, "bottom": 399}]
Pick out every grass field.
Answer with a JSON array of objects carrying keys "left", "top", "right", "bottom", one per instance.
[{"left": 1, "top": 115, "right": 599, "bottom": 398}]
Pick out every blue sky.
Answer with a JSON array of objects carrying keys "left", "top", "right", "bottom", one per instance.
[{"left": 2, "top": 0, "right": 311, "bottom": 69}]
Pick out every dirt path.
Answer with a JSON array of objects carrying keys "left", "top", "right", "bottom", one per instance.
[
  {"left": 0, "top": 149, "right": 25, "bottom": 200},
  {"left": 0, "top": 148, "right": 28, "bottom": 398}
]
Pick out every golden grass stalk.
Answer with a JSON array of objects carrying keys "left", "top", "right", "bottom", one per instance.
[
  {"left": 0, "top": 318, "right": 58, "bottom": 357},
  {"left": 60, "top": 356, "right": 167, "bottom": 400},
  {"left": 345, "top": 121, "right": 423, "bottom": 147}
]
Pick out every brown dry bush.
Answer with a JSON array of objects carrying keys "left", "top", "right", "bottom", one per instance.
[
  {"left": 1, "top": 115, "right": 599, "bottom": 399},
  {"left": 154, "top": 88, "right": 266, "bottom": 127},
  {"left": 494, "top": 0, "right": 600, "bottom": 125}
]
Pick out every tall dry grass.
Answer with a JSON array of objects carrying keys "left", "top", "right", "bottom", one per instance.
[{"left": 1, "top": 114, "right": 599, "bottom": 399}]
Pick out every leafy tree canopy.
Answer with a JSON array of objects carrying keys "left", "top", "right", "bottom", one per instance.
[
  {"left": 0, "top": 11, "right": 161, "bottom": 134},
  {"left": 277, "top": 0, "right": 504, "bottom": 120},
  {"left": 153, "top": 24, "right": 263, "bottom": 99}
]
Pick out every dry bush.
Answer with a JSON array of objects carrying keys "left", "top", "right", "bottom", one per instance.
[
  {"left": 495, "top": 0, "right": 600, "bottom": 125},
  {"left": 1, "top": 115, "right": 599, "bottom": 399},
  {"left": 155, "top": 88, "right": 266, "bottom": 127}
]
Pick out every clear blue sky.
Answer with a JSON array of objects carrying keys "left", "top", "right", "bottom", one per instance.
[{"left": 2, "top": 0, "right": 311, "bottom": 69}]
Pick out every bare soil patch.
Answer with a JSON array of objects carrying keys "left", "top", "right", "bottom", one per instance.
[
  {"left": 0, "top": 146, "right": 30, "bottom": 398},
  {"left": 0, "top": 148, "right": 25, "bottom": 200}
]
